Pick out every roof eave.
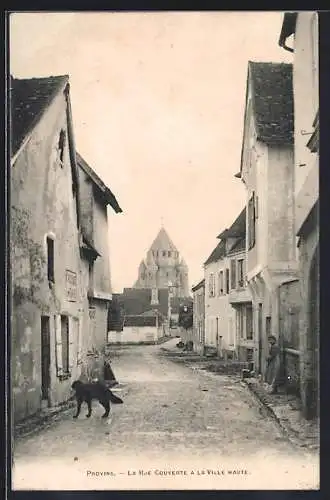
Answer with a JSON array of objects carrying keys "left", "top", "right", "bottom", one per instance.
[
  {"left": 279, "top": 12, "right": 297, "bottom": 48},
  {"left": 76, "top": 152, "right": 123, "bottom": 213},
  {"left": 257, "top": 135, "right": 294, "bottom": 147}
]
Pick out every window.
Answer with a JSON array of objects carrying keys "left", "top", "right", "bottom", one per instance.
[
  {"left": 46, "top": 237, "right": 55, "bottom": 283},
  {"left": 61, "top": 315, "right": 69, "bottom": 373},
  {"left": 218, "top": 271, "right": 224, "bottom": 295},
  {"left": 246, "top": 305, "right": 253, "bottom": 340},
  {"left": 88, "top": 261, "right": 94, "bottom": 293},
  {"left": 225, "top": 269, "right": 230, "bottom": 294},
  {"left": 237, "top": 309, "right": 244, "bottom": 338},
  {"left": 248, "top": 192, "right": 256, "bottom": 250},
  {"left": 162, "top": 250, "right": 166, "bottom": 257},
  {"left": 237, "top": 259, "right": 244, "bottom": 287},
  {"left": 266, "top": 316, "right": 272, "bottom": 337},
  {"left": 209, "top": 273, "right": 215, "bottom": 297},
  {"left": 58, "top": 129, "right": 66, "bottom": 164},
  {"left": 55, "top": 314, "right": 74, "bottom": 378},
  {"left": 230, "top": 259, "right": 236, "bottom": 289},
  {"left": 168, "top": 251, "right": 171, "bottom": 257}
]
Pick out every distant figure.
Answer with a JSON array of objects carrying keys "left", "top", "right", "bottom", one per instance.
[{"left": 265, "top": 335, "right": 281, "bottom": 394}]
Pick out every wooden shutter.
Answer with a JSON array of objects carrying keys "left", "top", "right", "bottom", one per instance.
[
  {"left": 248, "top": 193, "right": 256, "bottom": 249},
  {"left": 55, "top": 315, "right": 63, "bottom": 377},
  {"left": 230, "top": 259, "right": 236, "bottom": 289},
  {"left": 77, "top": 317, "right": 83, "bottom": 366},
  {"left": 68, "top": 317, "right": 77, "bottom": 373}
]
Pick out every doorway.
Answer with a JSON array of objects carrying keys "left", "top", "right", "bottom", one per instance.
[{"left": 41, "top": 316, "right": 51, "bottom": 405}]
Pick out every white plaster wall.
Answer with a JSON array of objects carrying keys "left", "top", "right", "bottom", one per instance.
[{"left": 293, "top": 12, "right": 319, "bottom": 232}]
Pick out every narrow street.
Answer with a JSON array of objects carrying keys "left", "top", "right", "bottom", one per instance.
[{"left": 12, "top": 339, "right": 318, "bottom": 490}]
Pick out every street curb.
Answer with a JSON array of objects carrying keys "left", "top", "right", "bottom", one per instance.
[
  {"left": 14, "top": 399, "right": 76, "bottom": 440},
  {"left": 240, "top": 380, "right": 319, "bottom": 452}
]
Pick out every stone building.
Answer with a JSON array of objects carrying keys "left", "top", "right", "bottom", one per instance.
[
  {"left": 133, "top": 227, "right": 189, "bottom": 298},
  {"left": 191, "top": 279, "right": 205, "bottom": 355},
  {"left": 10, "top": 75, "right": 85, "bottom": 421},
  {"left": 238, "top": 61, "right": 299, "bottom": 377},
  {"left": 204, "top": 208, "right": 252, "bottom": 359},
  {"left": 10, "top": 75, "right": 122, "bottom": 422},
  {"left": 279, "top": 12, "right": 319, "bottom": 419},
  {"left": 76, "top": 152, "right": 122, "bottom": 380}
]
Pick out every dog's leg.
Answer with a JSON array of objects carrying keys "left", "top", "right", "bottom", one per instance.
[
  {"left": 73, "top": 397, "right": 82, "bottom": 418},
  {"left": 86, "top": 398, "right": 92, "bottom": 418},
  {"left": 100, "top": 400, "right": 110, "bottom": 418}
]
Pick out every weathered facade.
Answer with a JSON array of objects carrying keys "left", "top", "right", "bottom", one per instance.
[
  {"left": 77, "top": 152, "right": 122, "bottom": 360},
  {"left": 226, "top": 238, "right": 254, "bottom": 366},
  {"left": 109, "top": 287, "right": 171, "bottom": 341},
  {"left": 204, "top": 208, "right": 252, "bottom": 358},
  {"left": 191, "top": 279, "right": 205, "bottom": 355},
  {"left": 108, "top": 311, "right": 165, "bottom": 344},
  {"left": 11, "top": 76, "right": 85, "bottom": 422},
  {"left": 10, "top": 76, "right": 122, "bottom": 423},
  {"left": 279, "top": 12, "right": 319, "bottom": 419},
  {"left": 239, "top": 62, "right": 299, "bottom": 376}
]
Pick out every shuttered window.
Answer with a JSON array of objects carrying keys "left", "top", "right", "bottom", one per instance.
[
  {"left": 55, "top": 315, "right": 63, "bottom": 377},
  {"left": 237, "top": 259, "right": 244, "bottom": 287},
  {"left": 61, "top": 315, "right": 69, "bottom": 373},
  {"left": 225, "top": 269, "right": 230, "bottom": 294},
  {"left": 218, "top": 271, "right": 224, "bottom": 295},
  {"left": 230, "top": 259, "right": 236, "bottom": 289},
  {"left": 55, "top": 314, "right": 75, "bottom": 378},
  {"left": 246, "top": 305, "right": 253, "bottom": 340},
  {"left": 248, "top": 192, "right": 256, "bottom": 250}
]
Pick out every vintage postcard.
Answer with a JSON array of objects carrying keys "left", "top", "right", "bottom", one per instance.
[{"left": 8, "top": 10, "right": 319, "bottom": 491}]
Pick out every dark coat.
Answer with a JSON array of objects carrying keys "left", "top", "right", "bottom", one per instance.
[{"left": 265, "top": 344, "right": 281, "bottom": 386}]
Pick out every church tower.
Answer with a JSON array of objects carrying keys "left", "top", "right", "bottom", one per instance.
[{"left": 133, "top": 227, "right": 190, "bottom": 298}]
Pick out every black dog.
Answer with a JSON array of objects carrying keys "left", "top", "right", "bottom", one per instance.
[{"left": 71, "top": 380, "right": 123, "bottom": 419}]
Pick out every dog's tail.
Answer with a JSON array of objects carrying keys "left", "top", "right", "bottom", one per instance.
[{"left": 108, "top": 389, "right": 123, "bottom": 404}]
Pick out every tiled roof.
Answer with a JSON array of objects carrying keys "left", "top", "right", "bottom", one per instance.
[
  {"left": 249, "top": 61, "right": 294, "bottom": 145},
  {"left": 123, "top": 315, "right": 158, "bottom": 327},
  {"left": 192, "top": 279, "right": 205, "bottom": 293},
  {"left": 10, "top": 75, "right": 69, "bottom": 157},
  {"left": 76, "top": 152, "right": 123, "bottom": 213},
  {"left": 118, "top": 288, "right": 169, "bottom": 317},
  {"left": 204, "top": 239, "right": 226, "bottom": 266},
  {"left": 217, "top": 207, "right": 246, "bottom": 239}
]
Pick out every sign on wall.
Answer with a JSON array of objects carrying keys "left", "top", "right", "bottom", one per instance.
[{"left": 65, "top": 270, "right": 77, "bottom": 302}]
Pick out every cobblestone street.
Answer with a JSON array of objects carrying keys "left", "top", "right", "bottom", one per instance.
[{"left": 12, "top": 339, "right": 319, "bottom": 490}]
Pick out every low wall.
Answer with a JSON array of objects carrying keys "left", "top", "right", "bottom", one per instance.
[{"left": 108, "top": 325, "right": 164, "bottom": 344}]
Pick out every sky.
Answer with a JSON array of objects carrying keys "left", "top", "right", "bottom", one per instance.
[{"left": 9, "top": 11, "right": 292, "bottom": 293}]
